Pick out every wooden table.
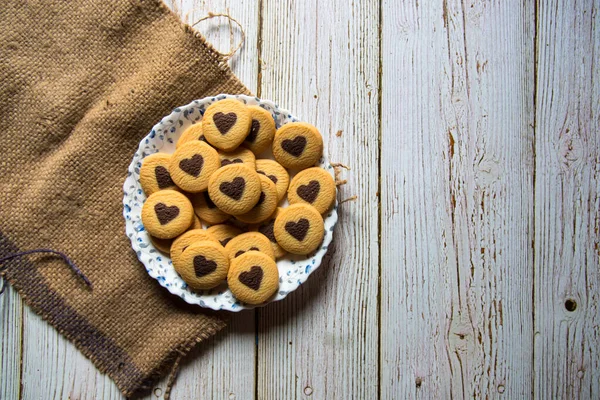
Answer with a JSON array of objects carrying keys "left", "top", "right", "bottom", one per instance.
[{"left": 2, "top": 0, "right": 599, "bottom": 398}]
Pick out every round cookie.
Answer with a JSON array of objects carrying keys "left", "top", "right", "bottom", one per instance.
[
  {"left": 176, "top": 122, "right": 206, "bottom": 149},
  {"left": 203, "top": 99, "right": 252, "bottom": 151},
  {"left": 251, "top": 208, "right": 287, "bottom": 259},
  {"left": 139, "top": 153, "right": 178, "bottom": 195},
  {"left": 170, "top": 229, "right": 215, "bottom": 266},
  {"left": 218, "top": 147, "right": 256, "bottom": 168},
  {"left": 191, "top": 214, "right": 203, "bottom": 229},
  {"left": 191, "top": 191, "right": 230, "bottom": 225},
  {"left": 255, "top": 159, "right": 289, "bottom": 202},
  {"left": 288, "top": 167, "right": 336, "bottom": 214},
  {"left": 227, "top": 251, "right": 279, "bottom": 304},
  {"left": 225, "top": 232, "right": 275, "bottom": 260},
  {"left": 141, "top": 190, "right": 194, "bottom": 239},
  {"left": 235, "top": 175, "right": 278, "bottom": 224},
  {"left": 274, "top": 203, "right": 324, "bottom": 255},
  {"left": 208, "top": 164, "right": 262, "bottom": 215},
  {"left": 169, "top": 141, "right": 220, "bottom": 193},
  {"left": 174, "top": 241, "right": 229, "bottom": 290},
  {"left": 272, "top": 122, "right": 323, "bottom": 170},
  {"left": 149, "top": 235, "right": 172, "bottom": 254},
  {"left": 242, "top": 105, "right": 276, "bottom": 155},
  {"left": 207, "top": 224, "right": 243, "bottom": 247}
]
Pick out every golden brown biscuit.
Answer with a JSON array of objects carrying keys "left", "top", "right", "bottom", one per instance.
[
  {"left": 224, "top": 232, "right": 275, "bottom": 260},
  {"left": 191, "top": 214, "right": 203, "bottom": 229},
  {"left": 235, "top": 175, "right": 278, "bottom": 224},
  {"left": 227, "top": 251, "right": 279, "bottom": 304},
  {"left": 169, "top": 141, "right": 220, "bottom": 193},
  {"left": 272, "top": 122, "right": 323, "bottom": 170},
  {"left": 170, "top": 228, "right": 215, "bottom": 266},
  {"left": 176, "top": 122, "right": 206, "bottom": 149},
  {"left": 218, "top": 147, "right": 256, "bottom": 168},
  {"left": 251, "top": 208, "right": 287, "bottom": 259},
  {"left": 288, "top": 167, "right": 336, "bottom": 214},
  {"left": 242, "top": 105, "right": 276, "bottom": 155},
  {"left": 207, "top": 164, "right": 262, "bottom": 215},
  {"left": 203, "top": 99, "right": 252, "bottom": 151},
  {"left": 191, "top": 191, "right": 230, "bottom": 225},
  {"left": 207, "top": 224, "right": 244, "bottom": 247},
  {"left": 149, "top": 235, "right": 172, "bottom": 254},
  {"left": 174, "top": 241, "right": 229, "bottom": 290},
  {"left": 141, "top": 190, "right": 194, "bottom": 239},
  {"left": 274, "top": 203, "right": 324, "bottom": 255},
  {"left": 254, "top": 159, "right": 289, "bottom": 202},
  {"left": 139, "top": 153, "right": 178, "bottom": 195}
]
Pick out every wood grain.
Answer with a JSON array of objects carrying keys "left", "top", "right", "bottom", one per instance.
[
  {"left": 534, "top": 0, "right": 600, "bottom": 398},
  {"left": 380, "top": 0, "right": 535, "bottom": 398},
  {"left": 0, "top": 285, "right": 22, "bottom": 400},
  {"left": 257, "top": 0, "right": 380, "bottom": 399}
]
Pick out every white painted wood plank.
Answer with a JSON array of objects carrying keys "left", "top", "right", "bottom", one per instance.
[
  {"left": 18, "top": 1, "right": 260, "bottom": 399},
  {"left": 380, "top": 0, "right": 535, "bottom": 398},
  {"left": 534, "top": 0, "right": 600, "bottom": 398},
  {"left": 257, "top": 1, "right": 380, "bottom": 399},
  {"left": 0, "top": 285, "right": 22, "bottom": 400}
]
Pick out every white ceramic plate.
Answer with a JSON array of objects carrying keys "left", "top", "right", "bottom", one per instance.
[{"left": 123, "top": 94, "right": 338, "bottom": 311}]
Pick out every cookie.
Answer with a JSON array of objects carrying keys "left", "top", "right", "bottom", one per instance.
[
  {"left": 170, "top": 228, "right": 215, "bottom": 266},
  {"left": 191, "top": 214, "right": 203, "bottom": 229},
  {"left": 235, "top": 175, "right": 278, "bottom": 224},
  {"left": 272, "top": 122, "right": 323, "bottom": 170},
  {"left": 176, "top": 122, "right": 206, "bottom": 149},
  {"left": 139, "top": 153, "right": 178, "bottom": 195},
  {"left": 274, "top": 203, "right": 324, "bottom": 255},
  {"left": 203, "top": 99, "right": 252, "bottom": 151},
  {"left": 207, "top": 224, "right": 243, "bottom": 247},
  {"left": 208, "top": 164, "right": 262, "bottom": 215},
  {"left": 141, "top": 190, "right": 194, "bottom": 239},
  {"left": 224, "top": 232, "right": 275, "bottom": 260},
  {"left": 173, "top": 241, "right": 229, "bottom": 290},
  {"left": 149, "top": 235, "right": 172, "bottom": 254},
  {"left": 218, "top": 147, "right": 256, "bottom": 168},
  {"left": 254, "top": 159, "right": 289, "bottom": 202},
  {"left": 227, "top": 251, "right": 279, "bottom": 304},
  {"left": 169, "top": 141, "right": 220, "bottom": 193},
  {"left": 288, "top": 167, "right": 336, "bottom": 214},
  {"left": 191, "top": 191, "right": 230, "bottom": 225},
  {"left": 251, "top": 208, "right": 287, "bottom": 259},
  {"left": 242, "top": 105, "right": 276, "bottom": 155}
]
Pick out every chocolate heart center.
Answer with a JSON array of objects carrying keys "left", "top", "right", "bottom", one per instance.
[
  {"left": 221, "top": 158, "right": 244, "bottom": 167},
  {"left": 179, "top": 154, "right": 204, "bottom": 177},
  {"left": 246, "top": 119, "right": 260, "bottom": 143},
  {"left": 213, "top": 112, "right": 237, "bottom": 134},
  {"left": 219, "top": 177, "right": 245, "bottom": 200},
  {"left": 281, "top": 136, "right": 306, "bottom": 157},
  {"left": 154, "top": 203, "right": 179, "bottom": 225},
  {"left": 285, "top": 218, "right": 309, "bottom": 241},
  {"left": 155, "top": 166, "right": 174, "bottom": 189},
  {"left": 193, "top": 255, "right": 217, "bottom": 277},
  {"left": 238, "top": 265, "right": 264, "bottom": 290},
  {"left": 257, "top": 170, "right": 278, "bottom": 183},
  {"left": 297, "top": 180, "right": 320, "bottom": 203},
  {"left": 258, "top": 220, "right": 276, "bottom": 243},
  {"left": 234, "top": 247, "right": 259, "bottom": 258}
]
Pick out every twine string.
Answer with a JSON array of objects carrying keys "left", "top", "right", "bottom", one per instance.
[
  {"left": 164, "top": 353, "right": 184, "bottom": 400},
  {"left": 0, "top": 249, "right": 93, "bottom": 294},
  {"left": 189, "top": 11, "right": 246, "bottom": 61}
]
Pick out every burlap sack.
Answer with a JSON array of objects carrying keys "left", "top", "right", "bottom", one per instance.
[{"left": 0, "top": 0, "right": 249, "bottom": 396}]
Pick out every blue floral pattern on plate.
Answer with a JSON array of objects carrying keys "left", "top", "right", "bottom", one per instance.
[{"left": 123, "top": 94, "right": 338, "bottom": 311}]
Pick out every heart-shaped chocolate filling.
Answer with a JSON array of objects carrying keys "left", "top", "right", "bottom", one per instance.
[
  {"left": 219, "top": 177, "right": 245, "bottom": 200},
  {"left": 257, "top": 170, "right": 278, "bottom": 183},
  {"left": 245, "top": 119, "right": 260, "bottom": 143},
  {"left": 238, "top": 265, "right": 263, "bottom": 290},
  {"left": 258, "top": 220, "right": 276, "bottom": 243},
  {"left": 235, "top": 247, "right": 260, "bottom": 258},
  {"left": 154, "top": 203, "right": 179, "bottom": 225},
  {"left": 285, "top": 218, "right": 309, "bottom": 241},
  {"left": 297, "top": 180, "right": 320, "bottom": 203},
  {"left": 221, "top": 158, "right": 244, "bottom": 167},
  {"left": 179, "top": 154, "right": 204, "bottom": 177},
  {"left": 155, "top": 166, "right": 174, "bottom": 189},
  {"left": 193, "top": 255, "right": 217, "bottom": 277},
  {"left": 281, "top": 136, "right": 306, "bottom": 157},
  {"left": 213, "top": 112, "right": 237, "bottom": 134}
]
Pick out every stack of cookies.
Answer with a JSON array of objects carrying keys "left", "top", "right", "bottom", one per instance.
[{"left": 139, "top": 99, "right": 335, "bottom": 305}]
